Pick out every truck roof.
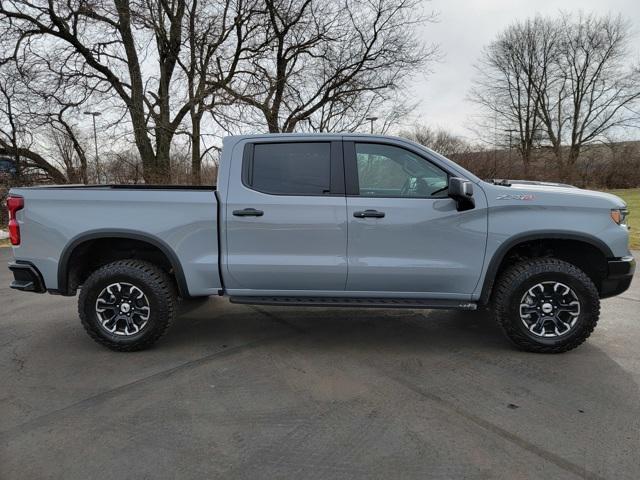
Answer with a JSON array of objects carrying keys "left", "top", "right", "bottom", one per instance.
[{"left": 224, "top": 132, "right": 406, "bottom": 140}]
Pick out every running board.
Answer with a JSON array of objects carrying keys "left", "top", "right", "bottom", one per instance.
[{"left": 229, "top": 296, "right": 477, "bottom": 310}]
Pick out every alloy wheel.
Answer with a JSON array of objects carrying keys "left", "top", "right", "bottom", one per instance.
[
  {"left": 95, "top": 282, "right": 151, "bottom": 336},
  {"left": 519, "top": 281, "right": 581, "bottom": 337}
]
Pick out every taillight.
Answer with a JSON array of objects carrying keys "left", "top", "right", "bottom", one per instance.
[{"left": 7, "top": 195, "right": 24, "bottom": 246}]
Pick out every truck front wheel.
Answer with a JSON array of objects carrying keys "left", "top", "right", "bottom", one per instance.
[
  {"left": 79, "top": 260, "right": 176, "bottom": 352},
  {"left": 492, "top": 258, "right": 600, "bottom": 353}
]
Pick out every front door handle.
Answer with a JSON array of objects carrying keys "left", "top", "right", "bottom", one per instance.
[
  {"left": 353, "top": 209, "right": 385, "bottom": 219},
  {"left": 233, "top": 208, "right": 264, "bottom": 217}
]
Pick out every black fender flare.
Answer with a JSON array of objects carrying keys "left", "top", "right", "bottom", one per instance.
[
  {"left": 57, "top": 229, "right": 190, "bottom": 297},
  {"left": 479, "top": 230, "right": 614, "bottom": 304}
]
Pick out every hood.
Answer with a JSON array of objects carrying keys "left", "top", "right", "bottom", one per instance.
[{"left": 482, "top": 180, "right": 626, "bottom": 209}]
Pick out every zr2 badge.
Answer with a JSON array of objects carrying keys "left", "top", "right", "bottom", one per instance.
[{"left": 496, "top": 194, "right": 535, "bottom": 201}]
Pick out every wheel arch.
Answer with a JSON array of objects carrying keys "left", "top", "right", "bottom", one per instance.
[
  {"left": 57, "top": 229, "right": 189, "bottom": 297},
  {"left": 479, "top": 231, "right": 614, "bottom": 305}
]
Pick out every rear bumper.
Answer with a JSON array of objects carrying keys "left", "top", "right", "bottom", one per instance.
[
  {"left": 600, "top": 256, "right": 636, "bottom": 298},
  {"left": 8, "top": 262, "right": 46, "bottom": 293}
]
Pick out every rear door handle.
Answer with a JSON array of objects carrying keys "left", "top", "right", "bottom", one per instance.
[
  {"left": 233, "top": 208, "right": 264, "bottom": 217},
  {"left": 353, "top": 209, "right": 385, "bottom": 218}
]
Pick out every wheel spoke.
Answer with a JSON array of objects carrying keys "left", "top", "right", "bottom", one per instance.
[
  {"left": 124, "top": 316, "right": 139, "bottom": 335},
  {"left": 95, "top": 282, "right": 150, "bottom": 336},
  {"left": 520, "top": 304, "right": 538, "bottom": 316},
  {"left": 519, "top": 281, "right": 580, "bottom": 338},
  {"left": 96, "top": 298, "right": 117, "bottom": 312},
  {"left": 529, "top": 316, "right": 547, "bottom": 335},
  {"left": 551, "top": 315, "right": 572, "bottom": 335},
  {"left": 553, "top": 282, "right": 570, "bottom": 295},
  {"left": 137, "top": 306, "right": 150, "bottom": 319},
  {"left": 101, "top": 315, "right": 118, "bottom": 332},
  {"left": 557, "top": 301, "right": 580, "bottom": 315},
  {"left": 528, "top": 284, "right": 544, "bottom": 298}
]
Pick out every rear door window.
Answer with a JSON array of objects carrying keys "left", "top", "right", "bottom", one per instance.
[{"left": 246, "top": 142, "right": 332, "bottom": 195}]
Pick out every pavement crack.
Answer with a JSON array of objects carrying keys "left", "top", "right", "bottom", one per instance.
[
  {"left": 378, "top": 369, "right": 606, "bottom": 480},
  {"left": 618, "top": 295, "right": 640, "bottom": 304},
  {"left": 11, "top": 346, "right": 25, "bottom": 372},
  {"left": 250, "top": 305, "right": 310, "bottom": 334},
  {"left": 0, "top": 331, "right": 298, "bottom": 442}
]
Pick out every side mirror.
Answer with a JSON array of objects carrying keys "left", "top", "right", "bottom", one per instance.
[{"left": 448, "top": 177, "right": 475, "bottom": 211}]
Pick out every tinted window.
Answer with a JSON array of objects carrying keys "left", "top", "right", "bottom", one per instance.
[
  {"left": 248, "top": 142, "right": 331, "bottom": 195},
  {"left": 355, "top": 143, "right": 448, "bottom": 197}
]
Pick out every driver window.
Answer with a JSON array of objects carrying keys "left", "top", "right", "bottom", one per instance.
[{"left": 355, "top": 143, "right": 448, "bottom": 198}]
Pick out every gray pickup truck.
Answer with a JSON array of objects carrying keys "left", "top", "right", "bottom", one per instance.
[{"left": 6, "top": 134, "right": 635, "bottom": 353}]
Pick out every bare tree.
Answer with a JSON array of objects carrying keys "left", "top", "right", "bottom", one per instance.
[
  {"left": 469, "top": 16, "right": 554, "bottom": 176},
  {"left": 0, "top": 32, "right": 99, "bottom": 184},
  {"left": 536, "top": 13, "right": 640, "bottom": 182},
  {"left": 102, "top": 149, "right": 144, "bottom": 184},
  {"left": 470, "top": 12, "right": 640, "bottom": 182},
  {"left": 303, "top": 92, "right": 416, "bottom": 134},
  {"left": 178, "top": 0, "right": 260, "bottom": 184},
  {"left": 221, "top": 0, "right": 438, "bottom": 133},
  {"left": 400, "top": 124, "right": 471, "bottom": 157},
  {"left": 0, "top": 0, "right": 256, "bottom": 183},
  {"left": 48, "top": 114, "right": 90, "bottom": 184},
  {"left": 0, "top": 61, "right": 69, "bottom": 183},
  {"left": 0, "top": 67, "right": 23, "bottom": 181}
]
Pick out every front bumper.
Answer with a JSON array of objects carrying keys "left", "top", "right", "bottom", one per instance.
[
  {"left": 8, "top": 262, "right": 46, "bottom": 293},
  {"left": 600, "top": 256, "right": 636, "bottom": 298}
]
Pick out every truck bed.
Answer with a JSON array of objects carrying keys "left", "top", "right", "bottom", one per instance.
[
  {"left": 9, "top": 185, "right": 221, "bottom": 297},
  {"left": 16, "top": 184, "right": 216, "bottom": 190}
]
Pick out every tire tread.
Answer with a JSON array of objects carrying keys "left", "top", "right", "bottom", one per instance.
[
  {"left": 493, "top": 258, "right": 600, "bottom": 353},
  {"left": 78, "top": 259, "right": 176, "bottom": 352}
]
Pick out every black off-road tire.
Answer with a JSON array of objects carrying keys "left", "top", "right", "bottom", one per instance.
[
  {"left": 492, "top": 258, "right": 600, "bottom": 353},
  {"left": 79, "top": 260, "right": 177, "bottom": 352}
]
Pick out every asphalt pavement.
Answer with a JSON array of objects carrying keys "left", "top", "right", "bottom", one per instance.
[{"left": 1, "top": 247, "right": 639, "bottom": 479}]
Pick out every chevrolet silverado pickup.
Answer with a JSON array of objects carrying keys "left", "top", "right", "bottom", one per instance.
[{"left": 6, "top": 134, "right": 635, "bottom": 352}]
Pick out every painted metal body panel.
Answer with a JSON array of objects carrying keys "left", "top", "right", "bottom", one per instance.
[
  {"left": 340, "top": 134, "right": 488, "bottom": 297},
  {"left": 471, "top": 181, "right": 631, "bottom": 300},
  {"left": 223, "top": 191, "right": 348, "bottom": 291},
  {"left": 8, "top": 133, "right": 631, "bottom": 302},
  {"left": 219, "top": 135, "right": 348, "bottom": 292},
  {"left": 345, "top": 195, "right": 488, "bottom": 297},
  {"left": 8, "top": 187, "right": 220, "bottom": 296}
]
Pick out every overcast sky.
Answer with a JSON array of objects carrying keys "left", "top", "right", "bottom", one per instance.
[{"left": 410, "top": 0, "right": 640, "bottom": 140}]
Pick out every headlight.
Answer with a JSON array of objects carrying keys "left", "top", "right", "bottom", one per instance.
[{"left": 611, "top": 208, "right": 629, "bottom": 227}]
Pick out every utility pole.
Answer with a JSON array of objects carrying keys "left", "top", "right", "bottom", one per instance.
[
  {"left": 84, "top": 111, "right": 102, "bottom": 183},
  {"left": 504, "top": 128, "right": 517, "bottom": 151},
  {"left": 493, "top": 110, "right": 497, "bottom": 177},
  {"left": 365, "top": 116, "right": 378, "bottom": 134},
  {"left": 504, "top": 128, "right": 517, "bottom": 177}
]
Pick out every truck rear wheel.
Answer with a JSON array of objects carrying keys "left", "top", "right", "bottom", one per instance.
[
  {"left": 79, "top": 260, "right": 176, "bottom": 352},
  {"left": 492, "top": 258, "right": 600, "bottom": 353}
]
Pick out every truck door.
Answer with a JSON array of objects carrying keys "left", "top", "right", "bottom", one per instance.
[
  {"left": 223, "top": 140, "right": 348, "bottom": 293},
  {"left": 343, "top": 140, "right": 488, "bottom": 298}
]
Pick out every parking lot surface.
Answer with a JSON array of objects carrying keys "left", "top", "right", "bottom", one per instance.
[{"left": 1, "top": 247, "right": 639, "bottom": 479}]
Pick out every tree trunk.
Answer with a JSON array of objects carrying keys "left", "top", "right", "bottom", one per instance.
[
  {"left": 191, "top": 112, "right": 202, "bottom": 185},
  {"left": 79, "top": 157, "right": 89, "bottom": 184},
  {"left": 0, "top": 147, "right": 67, "bottom": 184},
  {"left": 549, "top": 143, "right": 564, "bottom": 183},
  {"left": 562, "top": 145, "right": 581, "bottom": 185},
  {"left": 522, "top": 153, "right": 531, "bottom": 179},
  {"left": 267, "top": 114, "right": 280, "bottom": 133},
  {"left": 115, "top": 0, "right": 159, "bottom": 183},
  {"left": 153, "top": 134, "right": 172, "bottom": 184}
]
